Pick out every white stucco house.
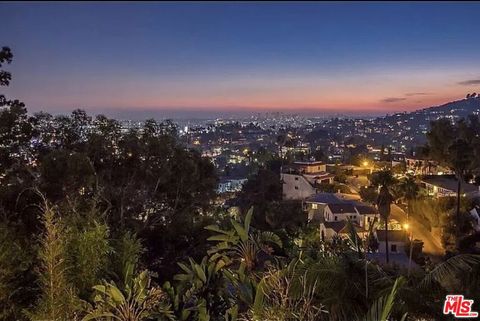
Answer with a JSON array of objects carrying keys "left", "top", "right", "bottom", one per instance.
[{"left": 281, "top": 161, "right": 335, "bottom": 200}]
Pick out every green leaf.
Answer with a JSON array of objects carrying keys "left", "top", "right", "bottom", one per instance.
[
  {"left": 421, "top": 254, "right": 480, "bottom": 288},
  {"left": 207, "top": 234, "right": 236, "bottom": 242},
  {"left": 194, "top": 264, "right": 207, "bottom": 283},
  {"left": 204, "top": 224, "right": 230, "bottom": 235},
  {"left": 244, "top": 207, "right": 253, "bottom": 234},
  {"left": 108, "top": 284, "right": 126, "bottom": 304},
  {"left": 252, "top": 277, "right": 267, "bottom": 317},
  {"left": 82, "top": 311, "right": 116, "bottom": 321},
  {"left": 178, "top": 262, "right": 192, "bottom": 274},
  {"left": 231, "top": 219, "right": 248, "bottom": 242},
  {"left": 363, "top": 277, "right": 405, "bottom": 321},
  {"left": 214, "top": 259, "right": 226, "bottom": 273}
]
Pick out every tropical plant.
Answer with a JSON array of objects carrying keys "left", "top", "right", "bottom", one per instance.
[
  {"left": 397, "top": 175, "right": 419, "bottom": 214},
  {"left": 246, "top": 261, "right": 327, "bottom": 321},
  {"left": 363, "top": 277, "right": 407, "bottom": 321},
  {"left": 83, "top": 264, "right": 174, "bottom": 321},
  {"left": 205, "top": 207, "right": 283, "bottom": 273},
  {"left": 376, "top": 185, "right": 394, "bottom": 264}
]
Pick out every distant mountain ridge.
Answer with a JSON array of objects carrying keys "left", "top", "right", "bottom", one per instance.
[{"left": 422, "top": 95, "right": 480, "bottom": 115}]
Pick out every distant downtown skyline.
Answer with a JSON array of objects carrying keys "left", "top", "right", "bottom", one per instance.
[{"left": 2, "top": 2, "right": 480, "bottom": 118}]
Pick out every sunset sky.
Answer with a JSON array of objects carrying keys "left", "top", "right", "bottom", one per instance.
[{"left": 2, "top": 2, "right": 480, "bottom": 118}]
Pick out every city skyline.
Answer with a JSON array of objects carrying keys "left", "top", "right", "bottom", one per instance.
[{"left": 2, "top": 2, "right": 480, "bottom": 118}]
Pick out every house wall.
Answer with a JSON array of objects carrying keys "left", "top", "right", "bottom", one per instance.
[
  {"left": 378, "top": 241, "right": 405, "bottom": 254},
  {"left": 302, "top": 163, "right": 327, "bottom": 173},
  {"left": 303, "top": 174, "right": 334, "bottom": 185},
  {"left": 324, "top": 206, "right": 359, "bottom": 224},
  {"left": 361, "top": 214, "right": 378, "bottom": 228},
  {"left": 319, "top": 224, "right": 337, "bottom": 241},
  {"left": 281, "top": 173, "right": 316, "bottom": 200}
]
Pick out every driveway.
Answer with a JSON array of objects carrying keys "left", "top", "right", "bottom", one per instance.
[{"left": 390, "top": 204, "right": 444, "bottom": 257}]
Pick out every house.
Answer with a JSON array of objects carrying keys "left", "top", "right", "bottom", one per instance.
[
  {"left": 368, "top": 229, "right": 419, "bottom": 268},
  {"left": 405, "top": 156, "right": 452, "bottom": 176},
  {"left": 217, "top": 177, "right": 248, "bottom": 194},
  {"left": 469, "top": 207, "right": 480, "bottom": 232},
  {"left": 305, "top": 192, "right": 379, "bottom": 241},
  {"left": 305, "top": 193, "right": 378, "bottom": 228},
  {"left": 281, "top": 161, "right": 335, "bottom": 200},
  {"left": 420, "top": 175, "right": 480, "bottom": 198},
  {"left": 376, "top": 230, "right": 407, "bottom": 254},
  {"left": 320, "top": 221, "right": 366, "bottom": 241},
  {"left": 324, "top": 203, "right": 359, "bottom": 223},
  {"left": 355, "top": 205, "right": 379, "bottom": 229}
]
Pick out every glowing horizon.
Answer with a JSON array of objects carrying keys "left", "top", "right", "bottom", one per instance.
[{"left": 2, "top": 2, "right": 480, "bottom": 117}]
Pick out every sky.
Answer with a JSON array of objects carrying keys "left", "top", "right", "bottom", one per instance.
[{"left": 1, "top": 1, "right": 480, "bottom": 118}]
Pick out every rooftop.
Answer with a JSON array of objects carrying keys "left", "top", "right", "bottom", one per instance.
[
  {"left": 305, "top": 193, "right": 378, "bottom": 215},
  {"left": 355, "top": 205, "right": 378, "bottom": 215},
  {"left": 323, "top": 221, "right": 347, "bottom": 233},
  {"left": 323, "top": 221, "right": 365, "bottom": 234},
  {"left": 293, "top": 160, "right": 325, "bottom": 166},
  {"left": 327, "top": 203, "right": 357, "bottom": 214},
  {"left": 376, "top": 230, "right": 407, "bottom": 242},
  {"left": 305, "top": 193, "right": 344, "bottom": 204},
  {"left": 421, "top": 175, "right": 479, "bottom": 194}
]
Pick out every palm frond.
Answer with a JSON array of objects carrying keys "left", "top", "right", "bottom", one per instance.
[
  {"left": 421, "top": 254, "right": 480, "bottom": 289},
  {"left": 363, "top": 277, "right": 405, "bottom": 321}
]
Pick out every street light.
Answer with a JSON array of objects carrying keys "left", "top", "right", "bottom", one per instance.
[{"left": 404, "top": 222, "right": 414, "bottom": 276}]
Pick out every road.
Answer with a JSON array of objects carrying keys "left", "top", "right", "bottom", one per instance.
[
  {"left": 390, "top": 204, "right": 444, "bottom": 257},
  {"left": 346, "top": 175, "right": 369, "bottom": 193},
  {"left": 346, "top": 175, "right": 444, "bottom": 257}
]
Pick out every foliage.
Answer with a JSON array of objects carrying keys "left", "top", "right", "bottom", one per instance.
[
  {"left": 84, "top": 265, "right": 173, "bottom": 321},
  {"left": 359, "top": 186, "right": 378, "bottom": 204},
  {"left": 27, "top": 202, "right": 82, "bottom": 321},
  {"left": 66, "top": 220, "right": 112, "bottom": 299},
  {"left": 3, "top": 46, "right": 480, "bottom": 321},
  {"left": 0, "top": 223, "right": 36, "bottom": 320}
]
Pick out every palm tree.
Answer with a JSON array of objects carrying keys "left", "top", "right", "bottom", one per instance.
[
  {"left": 398, "top": 176, "right": 419, "bottom": 274},
  {"left": 397, "top": 175, "right": 419, "bottom": 220},
  {"left": 426, "top": 119, "right": 475, "bottom": 243},
  {"left": 376, "top": 185, "right": 394, "bottom": 264}
]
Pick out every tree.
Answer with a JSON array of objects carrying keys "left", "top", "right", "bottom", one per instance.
[
  {"left": 426, "top": 118, "right": 476, "bottom": 245},
  {"left": 0, "top": 47, "right": 34, "bottom": 175},
  {"left": 312, "top": 148, "right": 326, "bottom": 162},
  {"left": 359, "top": 186, "right": 378, "bottom": 204},
  {"left": 397, "top": 176, "right": 419, "bottom": 218},
  {"left": 376, "top": 186, "right": 394, "bottom": 264},
  {"left": 0, "top": 47, "right": 13, "bottom": 86},
  {"left": 370, "top": 170, "right": 396, "bottom": 188}
]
